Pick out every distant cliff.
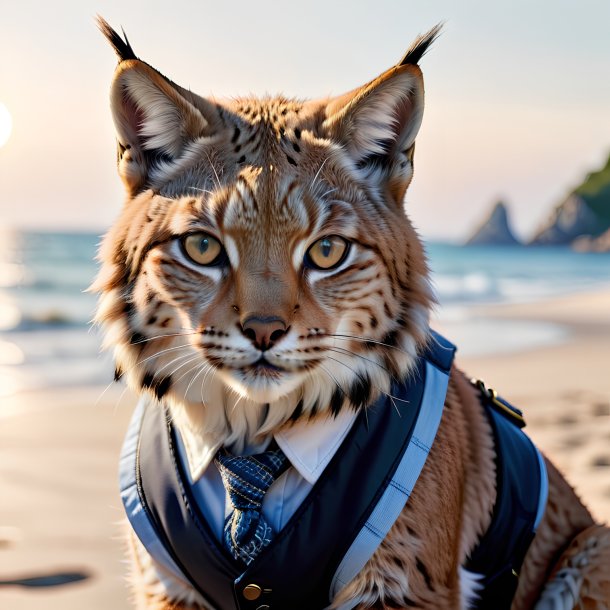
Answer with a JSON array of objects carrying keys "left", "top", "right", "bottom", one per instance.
[
  {"left": 465, "top": 200, "right": 521, "bottom": 246},
  {"left": 530, "top": 153, "right": 610, "bottom": 248}
]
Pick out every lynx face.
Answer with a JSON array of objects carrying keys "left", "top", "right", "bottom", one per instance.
[{"left": 94, "top": 21, "right": 438, "bottom": 448}]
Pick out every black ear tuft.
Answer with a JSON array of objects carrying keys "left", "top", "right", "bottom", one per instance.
[
  {"left": 398, "top": 23, "right": 443, "bottom": 66},
  {"left": 96, "top": 15, "right": 138, "bottom": 62}
]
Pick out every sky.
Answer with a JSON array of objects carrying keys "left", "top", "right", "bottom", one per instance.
[{"left": 0, "top": 0, "right": 609, "bottom": 241}]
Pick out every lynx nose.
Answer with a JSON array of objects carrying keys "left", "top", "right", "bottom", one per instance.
[{"left": 241, "top": 315, "right": 287, "bottom": 351}]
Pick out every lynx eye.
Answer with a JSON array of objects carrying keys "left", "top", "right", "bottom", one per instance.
[
  {"left": 181, "top": 233, "right": 224, "bottom": 266},
  {"left": 305, "top": 236, "right": 350, "bottom": 270}
]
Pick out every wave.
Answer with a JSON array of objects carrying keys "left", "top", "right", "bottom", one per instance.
[
  {"left": 0, "top": 268, "right": 95, "bottom": 291},
  {"left": 0, "top": 292, "right": 95, "bottom": 332},
  {"left": 432, "top": 272, "right": 609, "bottom": 306},
  {"left": 433, "top": 272, "right": 499, "bottom": 302},
  {"left": 3, "top": 311, "right": 88, "bottom": 332}
]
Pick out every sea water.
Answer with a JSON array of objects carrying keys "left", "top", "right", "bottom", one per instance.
[
  {"left": 427, "top": 242, "right": 610, "bottom": 356},
  {"left": 1, "top": 230, "right": 609, "bottom": 397}
]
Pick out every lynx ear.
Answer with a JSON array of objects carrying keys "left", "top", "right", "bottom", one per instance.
[
  {"left": 322, "top": 25, "right": 441, "bottom": 205},
  {"left": 98, "top": 17, "right": 221, "bottom": 195}
]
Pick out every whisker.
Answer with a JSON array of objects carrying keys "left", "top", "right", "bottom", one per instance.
[
  {"left": 200, "top": 364, "right": 211, "bottom": 406},
  {"left": 146, "top": 352, "right": 203, "bottom": 395},
  {"left": 325, "top": 346, "right": 403, "bottom": 412},
  {"left": 199, "top": 361, "right": 219, "bottom": 406},
  {"left": 96, "top": 343, "right": 194, "bottom": 405},
  {"left": 159, "top": 352, "right": 202, "bottom": 381},
  {"left": 326, "top": 333, "right": 412, "bottom": 358},
  {"left": 176, "top": 361, "right": 208, "bottom": 410},
  {"left": 95, "top": 342, "right": 196, "bottom": 408},
  {"left": 172, "top": 354, "right": 209, "bottom": 387},
  {"left": 231, "top": 392, "right": 246, "bottom": 414},
  {"left": 204, "top": 151, "right": 222, "bottom": 189},
  {"left": 319, "top": 187, "right": 338, "bottom": 200},
  {"left": 310, "top": 156, "right": 329, "bottom": 191},
  {"left": 325, "top": 355, "right": 406, "bottom": 415},
  {"left": 110, "top": 379, "right": 136, "bottom": 417},
  {"left": 95, "top": 377, "right": 124, "bottom": 409},
  {"left": 110, "top": 385, "right": 130, "bottom": 417},
  {"left": 135, "top": 343, "right": 193, "bottom": 369},
  {"left": 327, "top": 346, "right": 395, "bottom": 380},
  {"left": 157, "top": 356, "right": 210, "bottom": 420},
  {"left": 129, "top": 330, "right": 199, "bottom": 346},
  {"left": 318, "top": 362, "right": 369, "bottom": 427},
  {"left": 317, "top": 363, "right": 347, "bottom": 400},
  {"left": 183, "top": 359, "right": 214, "bottom": 399},
  {"left": 187, "top": 186, "right": 215, "bottom": 196}
]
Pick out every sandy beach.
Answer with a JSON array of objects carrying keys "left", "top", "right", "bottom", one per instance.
[
  {"left": 454, "top": 289, "right": 610, "bottom": 525},
  {"left": 0, "top": 289, "right": 609, "bottom": 609},
  {"left": 0, "top": 385, "right": 136, "bottom": 610}
]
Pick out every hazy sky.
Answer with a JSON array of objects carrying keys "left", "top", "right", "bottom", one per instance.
[{"left": 1, "top": 0, "right": 609, "bottom": 240}]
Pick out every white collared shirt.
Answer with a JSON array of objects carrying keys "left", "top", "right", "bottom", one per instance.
[{"left": 174, "top": 409, "right": 359, "bottom": 542}]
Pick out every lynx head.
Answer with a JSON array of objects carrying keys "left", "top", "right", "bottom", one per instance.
[{"left": 93, "top": 17, "right": 439, "bottom": 450}]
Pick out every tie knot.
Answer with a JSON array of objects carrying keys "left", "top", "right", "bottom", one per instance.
[{"left": 215, "top": 447, "right": 288, "bottom": 510}]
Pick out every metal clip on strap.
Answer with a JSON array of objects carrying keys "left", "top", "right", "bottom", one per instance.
[{"left": 472, "top": 379, "right": 526, "bottom": 428}]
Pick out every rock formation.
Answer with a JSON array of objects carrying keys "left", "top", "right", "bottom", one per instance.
[
  {"left": 530, "top": 153, "right": 610, "bottom": 246},
  {"left": 465, "top": 200, "right": 521, "bottom": 246},
  {"left": 530, "top": 193, "right": 602, "bottom": 245}
]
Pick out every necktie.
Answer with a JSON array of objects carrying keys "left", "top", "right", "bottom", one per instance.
[{"left": 214, "top": 445, "right": 289, "bottom": 565}]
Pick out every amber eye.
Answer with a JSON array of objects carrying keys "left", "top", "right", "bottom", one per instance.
[
  {"left": 305, "top": 236, "right": 350, "bottom": 270},
  {"left": 181, "top": 233, "right": 224, "bottom": 266}
]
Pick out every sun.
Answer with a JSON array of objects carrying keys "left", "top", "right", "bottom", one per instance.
[{"left": 0, "top": 103, "right": 13, "bottom": 148}]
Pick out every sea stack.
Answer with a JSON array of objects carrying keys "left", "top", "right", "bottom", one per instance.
[
  {"left": 465, "top": 200, "right": 521, "bottom": 246},
  {"left": 530, "top": 153, "right": 610, "bottom": 246}
]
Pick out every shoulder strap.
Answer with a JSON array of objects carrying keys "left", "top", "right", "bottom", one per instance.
[
  {"left": 330, "top": 342, "right": 454, "bottom": 605},
  {"left": 465, "top": 382, "right": 548, "bottom": 610}
]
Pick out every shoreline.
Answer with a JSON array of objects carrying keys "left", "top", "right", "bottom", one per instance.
[
  {"left": 0, "top": 289, "right": 609, "bottom": 608},
  {"left": 467, "top": 284, "right": 610, "bottom": 328},
  {"left": 432, "top": 283, "right": 610, "bottom": 358}
]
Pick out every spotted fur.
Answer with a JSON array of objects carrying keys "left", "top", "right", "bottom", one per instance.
[{"left": 94, "top": 18, "right": 610, "bottom": 609}]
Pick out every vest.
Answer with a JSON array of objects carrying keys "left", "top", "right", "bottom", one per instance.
[{"left": 119, "top": 331, "right": 547, "bottom": 610}]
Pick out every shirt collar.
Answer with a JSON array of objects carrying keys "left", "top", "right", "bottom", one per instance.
[{"left": 178, "top": 408, "right": 359, "bottom": 485}]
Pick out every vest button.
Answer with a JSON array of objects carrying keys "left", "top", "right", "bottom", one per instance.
[{"left": 242, "top": 584, "right": 262, "bottom": 601}]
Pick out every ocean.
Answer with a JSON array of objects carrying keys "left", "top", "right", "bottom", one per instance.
[{"left": 1, "top": 229, "right": 609, "bottom": 398}]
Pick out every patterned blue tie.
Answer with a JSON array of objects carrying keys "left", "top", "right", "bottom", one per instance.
[{"left": 214, "top": 445, "right": 289, "bottom": 565}]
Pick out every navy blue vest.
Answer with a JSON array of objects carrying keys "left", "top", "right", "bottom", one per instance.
[
  {"left": 119, "top": 332, "right": 547, "bottom": 610},
  {"left": 465, "top": 381, "right": 548, "bottom": 608}
]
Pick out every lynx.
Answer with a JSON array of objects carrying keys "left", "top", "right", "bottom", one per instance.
[{"left": 94, "top": 18, "right": 610, "bottom": 610}]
